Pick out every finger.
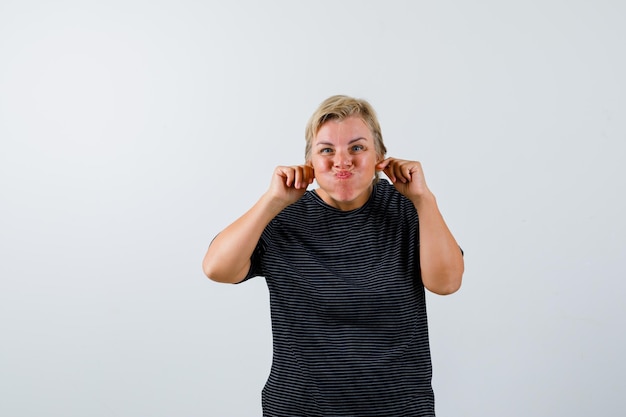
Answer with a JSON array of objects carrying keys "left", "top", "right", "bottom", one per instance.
[
  {"left": 400, "top": 165, "right": 413, "bottom": 183},
  {"left": 384, "top": 161, "right": 402, "bottom": 183},
  {"left": 376, "top": 157, "right": 392, "bottom": 171},
  {"left": 407, "top": 163, "right": 424, "bottom": 183},
  {"left": 390, "top": 164, "right": 403, "bottom": 183},
  {"left": 383, "top": 167, "right": 396, "bottom": 183},
  {"left": 295, "top": 166, "right": 307, "bottom": 189},
  {"left": 282, "top": 167, "right": 295, "bottom": 187},
  {"left": 304, "top": 165, "right": 315, "bottom": 184},
  {"left": 391, "top": 162, "right": 409, "bottom": 184},
  {"left": 379, "top": 159, "right": 395, "bottom": 182},
  {"left": 295, "top": 165, "right": 314, "bottom": 189}
]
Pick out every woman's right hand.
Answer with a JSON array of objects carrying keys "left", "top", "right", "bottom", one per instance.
[
  {"left": 267, "top": 164, "right": 315, "bottom": 207},
  {"left": 204, "top": 164, "right": 315, "bottom": 283}
]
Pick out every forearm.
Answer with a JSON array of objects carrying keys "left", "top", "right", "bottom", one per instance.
[
  {"left": 411, "top": 192, "right": 464, "bottom": 295},
  {"left": 202, "top": 193, "right": 286, "bottom": 283}
]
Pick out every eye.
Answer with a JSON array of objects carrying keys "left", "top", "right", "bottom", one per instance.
[
  {"left": 319, "top": 147, "right": 334, "bottom": 154},
  {"left": 350, "top": 144, "right": 365, "bottom": 152}
]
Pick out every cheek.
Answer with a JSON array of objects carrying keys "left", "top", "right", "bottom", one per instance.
[
  {"left": 356, "top": 154, "right": 376, "bottom": 167},
  {"left": 312, "top": 157, "right": 331, "bottom": 171}
]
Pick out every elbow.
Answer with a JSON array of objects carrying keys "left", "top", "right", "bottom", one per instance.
[
  {"left": 202, "top": 256, "right": 245, "bottom": 284},
  {"left": 421, "top": 247, "right": 464, "bottom": 295},
  {"left": 424, "top": 268, "right": 464, "bottom": 296},
  {"left": 202, "top": 257, "right": 224, "bottom": 283},
  {"left": 202, "top": 263, "right": 226, "bottom": 283},
  {"left": 428, "top": 276, "right": 462, "bottom": 295},
  {"left": 202, "top": 259, "right": 216, "bottom": 281}
]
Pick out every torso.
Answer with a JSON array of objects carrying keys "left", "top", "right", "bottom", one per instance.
[{"left": 248, "top": 181, "right": 435, "bottom": 416}]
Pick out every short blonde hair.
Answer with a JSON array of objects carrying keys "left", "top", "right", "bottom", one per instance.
[{"left": 304, "top": 95, "right": 387, "bottom": 163}]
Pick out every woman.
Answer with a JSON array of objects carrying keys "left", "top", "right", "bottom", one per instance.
[{"left": 203, "top": 95, "right": 464, "bottom": 416}]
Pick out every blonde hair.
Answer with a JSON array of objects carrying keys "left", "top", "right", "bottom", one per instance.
[{"left": 304, "top": 95, "right": 387, "bottom": 164}]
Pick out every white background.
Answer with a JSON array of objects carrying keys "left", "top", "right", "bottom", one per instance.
[{"left": 1, "top": 1, "right": 625, "bottom": 416}]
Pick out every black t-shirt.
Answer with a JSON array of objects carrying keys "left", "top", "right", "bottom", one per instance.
[{"left": 247, "top": 180, "right": 435, "bottom": 416}]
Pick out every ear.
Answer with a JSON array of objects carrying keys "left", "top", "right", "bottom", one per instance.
[{"left": 375, "top": 157, "right": 389, "bottom": 171}]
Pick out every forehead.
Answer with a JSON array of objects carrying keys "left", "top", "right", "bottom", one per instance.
[{"left": 315, "top": 116, "right": 372, "bottom": 143}]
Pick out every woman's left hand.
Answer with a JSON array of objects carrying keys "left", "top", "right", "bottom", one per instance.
[{"left": 376, "top": 157, "right": 431, "bottom": 201}]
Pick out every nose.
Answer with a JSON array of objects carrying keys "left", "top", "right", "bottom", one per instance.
[{"left": 334, "top": 149, "right": 352, "bottom": 168}]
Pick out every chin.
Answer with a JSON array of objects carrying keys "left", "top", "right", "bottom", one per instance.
[{"left": 332, "top": 187, "right": 371, "bottom": 205}]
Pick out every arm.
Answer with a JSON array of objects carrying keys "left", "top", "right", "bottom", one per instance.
[
  {"left": 377, "top": 158, "right": 464, "bottom": 295},
  {"left": 202, "top": 165, "right": 314, "bottom": 283},
  {"left": 411, "top": 191, "right": 464, "bottom": 295}
]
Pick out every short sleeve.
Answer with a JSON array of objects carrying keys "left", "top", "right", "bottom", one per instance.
[{"left": 238, "top": 220, "right": 274, "bottom": 283}]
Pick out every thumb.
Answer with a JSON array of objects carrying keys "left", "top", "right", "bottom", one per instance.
[{"left": 376, "top": 157, "right": 391, "bottom": 171}]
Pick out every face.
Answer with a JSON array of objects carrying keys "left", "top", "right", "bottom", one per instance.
[{"left": 309, "top": 116, "right": 379, "bottom": 211}]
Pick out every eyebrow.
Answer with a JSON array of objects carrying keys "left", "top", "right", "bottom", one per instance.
[{"left": 315, "top": 137, "right": 367, "bottom": 146}]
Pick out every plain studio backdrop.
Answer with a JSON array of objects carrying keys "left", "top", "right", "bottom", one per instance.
[{"left": 1, "top": 1, "right": 625, "bottom": 416}]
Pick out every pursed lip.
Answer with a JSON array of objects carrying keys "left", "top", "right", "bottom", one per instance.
[{"left": 335, "top": 170, "right": 353, "bottom": 179}]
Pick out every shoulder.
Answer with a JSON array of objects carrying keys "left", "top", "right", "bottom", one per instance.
[
  {"left": 373, "top": 180, "right": 417, "bottom": 212},
  {"left": 270, "top": 190, "right": 319, "bottom": 227}
]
